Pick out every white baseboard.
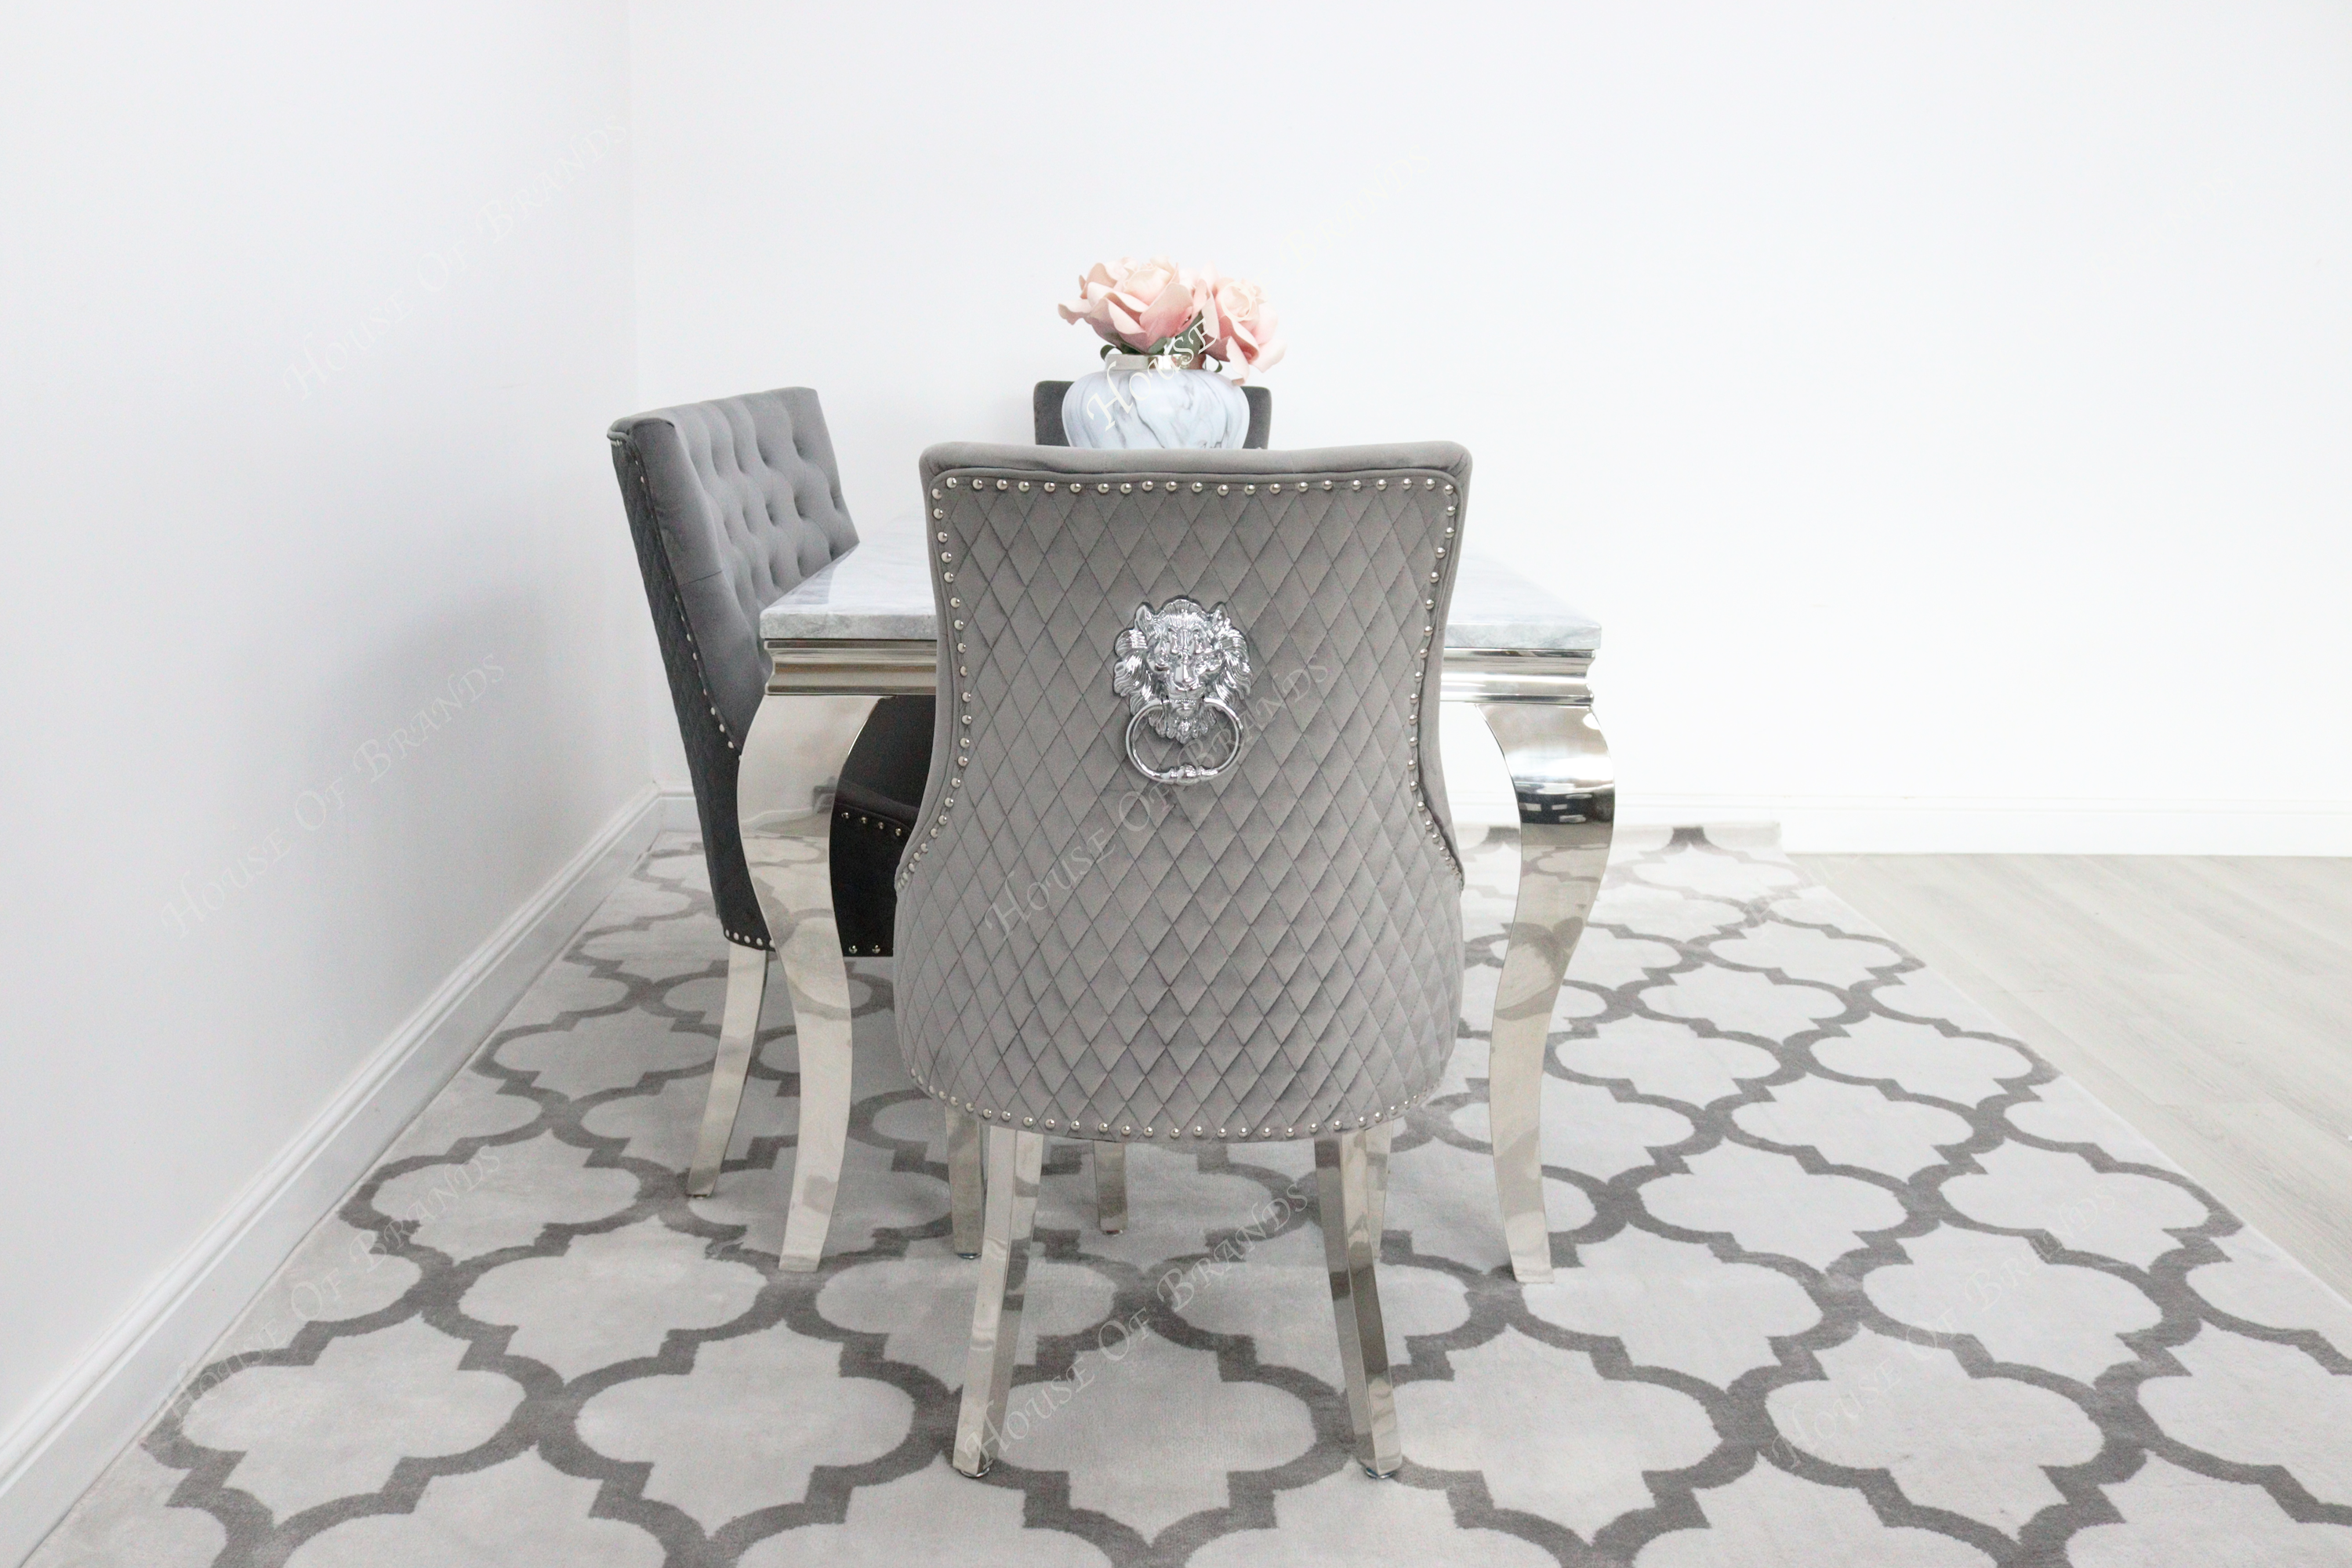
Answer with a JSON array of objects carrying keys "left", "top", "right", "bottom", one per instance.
[
  {"left": 1616, "top": 795, "right": 2352, "bottom": 855},
  {"left": 656, "top": 788, "right": 699, "bottom": 834},
  {"left": 0, "top": 785, "right": 666, "bottom": 1566}
]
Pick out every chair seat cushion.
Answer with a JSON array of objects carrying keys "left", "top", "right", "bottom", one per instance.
[{"left": 830, "top": 695, "right": 934, "bottom": 954}]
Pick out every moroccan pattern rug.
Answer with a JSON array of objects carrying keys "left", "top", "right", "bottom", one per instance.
[{"left": 32, "top": 828, "right": 2352, "bottom": 1567}]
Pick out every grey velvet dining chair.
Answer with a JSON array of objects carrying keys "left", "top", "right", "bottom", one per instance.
[
  {"left": 607, "top": 388, "right": 952, "bottom": 1266},
  {"left": 608, "top": 387, "right": 1125, "bottom": 1269},
  {"left": 897, "top": 441, "right": 1470, "bottom": 1479}
]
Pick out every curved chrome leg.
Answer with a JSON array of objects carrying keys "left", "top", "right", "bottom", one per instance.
[
  {"left": 688, "top": 941, "right": 771, "bottom": 1197},
  {"left": 1475, "top": 699, "right": 1613, "bottom": 1285},
  {"left": 1319, "top": 1129, "right": 1400, "bottom": 1477},
  {"left": 948, "top": 1108, "right": 985, "bottom": 1257},
  {"left": 955, "top": 1126, "right": 1045, "bottom": 1477},
  {"left": 1093, "top": 1141, "right": 1127, "bottom": 1234},
  {"left": 739, "top": 691, "right": 879, "bottom": 1273}
]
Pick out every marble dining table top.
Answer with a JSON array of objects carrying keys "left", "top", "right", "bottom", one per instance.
[{"left": 762, "top": 528, "right": 1602, "bottom": 652}]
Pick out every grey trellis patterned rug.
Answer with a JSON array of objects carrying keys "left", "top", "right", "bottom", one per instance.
[{"left": 31, "top": 827, "right": 2352, "bottom": 1567}]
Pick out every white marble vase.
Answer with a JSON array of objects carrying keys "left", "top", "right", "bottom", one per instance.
[{"left": 1062, "top": 363, "right": 1249, "bottom": 449}]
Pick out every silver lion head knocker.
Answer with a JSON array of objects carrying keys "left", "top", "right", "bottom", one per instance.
[{"left": 1112, "top": 597, "right": 1252, "bottom": 785}]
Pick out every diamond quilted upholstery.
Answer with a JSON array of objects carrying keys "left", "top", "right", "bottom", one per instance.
[{"left": 895, "top": 443, "right": 1470, "bottom": 1144}]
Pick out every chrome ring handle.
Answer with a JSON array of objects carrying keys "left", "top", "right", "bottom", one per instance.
[{"left": 1124, "top": 699, "right": 1247, "bottom": 786}]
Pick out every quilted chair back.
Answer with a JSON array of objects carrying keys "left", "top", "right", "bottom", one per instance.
[
  {"left": 895, "top": 442, "right": 1470, "bottom": 1145},
  {"left": 608, "top": 388, "right": 859, "bottom": 946}
]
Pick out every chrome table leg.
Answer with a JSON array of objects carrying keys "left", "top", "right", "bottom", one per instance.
[
  {"left": 738, "top": 691, "right": 879, "bottom": 1274},
  {"left": 1318, "top": 1129, "right": 1400, "bottom": 1478},
  {"left": 948, "top": 1107, "right": 985, "bottom": 1257},
  {"left": 688, "top": 941, "right": 771, "bottom": 1197},
  {"left": 1093, "top": 1141, "right": 1127, "bottom": 1234},
  {"left": 1473, "top": 695, "right": 1613, "bottom": 1285},
  {"left": 955, "top": 1126, "right": 1046, "bottom": 1477}
]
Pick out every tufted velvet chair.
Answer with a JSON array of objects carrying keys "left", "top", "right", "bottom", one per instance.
[
  {"left": 1033, "top": 380, "right": 1272, "bottom": 448},
  {"left": 902, "top": 442, "right": 1470, "bottom": 1480},
  {"left": 608, "top": 388, "right": 935, "bottom": 1203}
]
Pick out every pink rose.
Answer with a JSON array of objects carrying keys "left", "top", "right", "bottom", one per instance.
[
  {"left": 1057, "top": 256, "right": 1197, "bottom": 352},
  {"left": 1058, "top": 257, "right": 1284, "bottom": 376},
  {"left": 1189, "top": 267, "right": 1284, "bottom": 379}
]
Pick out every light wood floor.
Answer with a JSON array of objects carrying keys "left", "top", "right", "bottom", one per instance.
[{"left": 1796, "top": 853, "right": 2352, "bottom": 1305}]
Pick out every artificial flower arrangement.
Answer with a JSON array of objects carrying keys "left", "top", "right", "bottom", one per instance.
[{"left": 1057, "top": 257, "right": 1285, "bottom": 379}]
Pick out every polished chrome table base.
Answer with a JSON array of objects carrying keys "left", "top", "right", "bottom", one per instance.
[
  {"left": 1464, "top": 663, "right": 1615, "bottom": 1285},
  {"left": 954, "top": 1126, "right": 1046, "bottom": 1477}
]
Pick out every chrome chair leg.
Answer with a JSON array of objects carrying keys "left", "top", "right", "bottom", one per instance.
[
  {"left": 1475, "top": 699, "right": 1613, "bottom": 1284},
  {"left": 1318, "top": 1129, "right": 1400, "bottom": 1477},
  {"left": 955, "top": 1126, "right": 1046, "bottom": 1477},
  {"left": 739, "top": 691, "right": 880, "bottom": 1274},
  {"left": 688, "top": 941, "right": 771, "bottom": 1197},
  {"left": 948, "top": 1108, "right": 985, "bottom": 1257},
  {"left": 1093, "top": 1141, "right": 1127, "bottom": 1234},
  {"left": 1363, "top": 1120, "right": 1392, "bottom": 1250}
]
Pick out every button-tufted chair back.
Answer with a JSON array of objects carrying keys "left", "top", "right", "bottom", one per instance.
[
  {"left": 895, "top": 443, "right": 1469, "bottom": 1145},
  {"left": 608, "top": 388, "right": 860, "bottom": 947}
]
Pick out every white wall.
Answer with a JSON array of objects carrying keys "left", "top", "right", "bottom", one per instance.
[
  {"left": 0, "top": 2, "right": 653, "bottom": 1551},
  {"left": 629, "top": 0, "right": 2352, "bottom": 851}
]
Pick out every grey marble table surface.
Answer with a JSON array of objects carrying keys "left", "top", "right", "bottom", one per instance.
[{"left": 762, "top": 528, "right": 1602, "bottom": 652}]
